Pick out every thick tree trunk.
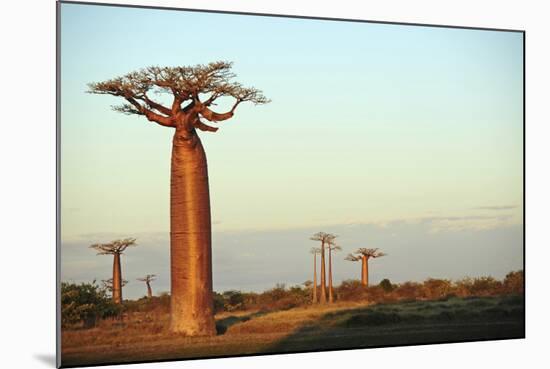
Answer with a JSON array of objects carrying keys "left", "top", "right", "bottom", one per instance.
[
  {"left": 328, "top": 248, "right": 334, "bottom": 303},
  {"left": 319, "top": 241, "right": 327, "bottom": 303},
  {"left": 146, "top": 282, "right": 152, "bottom": 298},
  {"left": 361, "top": 255, "right": 369, "bottom": 286},
  {"left": 312, "top": 253, "right": 317, "bottom": 303},
  {"left": 169, "top": 130, "right": 216, "bottom": 335},
  {"left": 112, "top": 253, "right": 122, "bottom": 304}
]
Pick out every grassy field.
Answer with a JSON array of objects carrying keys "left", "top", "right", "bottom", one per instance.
[{"left": 61, "top": 295, "right": 524, "bottom": 367}]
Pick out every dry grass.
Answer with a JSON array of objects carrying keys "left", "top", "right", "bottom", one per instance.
[
  {"left": 61, "top": 296, "right": 523, "bottom": 367},
  {"left": 226, "top": 301, "right": 371, "bottom": 334}
]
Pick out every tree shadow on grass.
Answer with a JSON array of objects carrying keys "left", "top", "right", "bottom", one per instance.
[
  {"left": 216, "top": 311, "right": 268, "bottom": 335},
  {"left": 265, "top": 297, "right": 525, "bottom": 354}
]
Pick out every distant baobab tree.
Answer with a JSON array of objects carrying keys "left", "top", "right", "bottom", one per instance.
[
  {"left": 310, "top": 247, "right": 321, "bottom": 303},
  {"left": 310, "top": 232, "right": 336, "bottom": 303},
  {"left": 89, "top": 62, "right": 269, "bottom": 335},
  {"left": 346, "top": 248, "right": 386, "bottom": 286},
  {"left": 327, "top": 239, "right": 342, "bottom": 303},
  {"left": 90, "top": 238, "right": 137, "bottom": 304},
  {"left": 137, "top": 274, "right": 157, "bottom": 298}
]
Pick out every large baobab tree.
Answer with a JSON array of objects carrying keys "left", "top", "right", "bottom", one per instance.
[
  {"left": 89, "top": 62, "right": 269, "bottom": 335},
  {"left": 137, "top": 274, "right": 157, "bottom": 298},
  {"left": 310, "top": 247, "right": 321, "bottom": 303},
  {"left": 309, "top": 232, "right": 336, "bottom": 303},
  {"left": 327, "top": 240, "right": 342, "bottom": 303},
  {"left": 90, "top": 238, "right": 137, "bottom": 304},
  {"left": 346, "top": 248, "right": 386, "bottom": 286}
]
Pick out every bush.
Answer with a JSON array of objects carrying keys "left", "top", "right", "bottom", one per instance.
[
  {"left": 364, "top": 285, "right": 388, "bottom": 302},
  {"left": 61, "top": 281, "right": 121, "bottom": 329},
  {"left": 336, "top": 279, "right": 369, "bottom": 301},
  {"left": 422, "top": 278, "right": 451, "bottom": 300},
  {"left": 213, "top": 292, "right": 225, "bottom": 313},
  {"left": 256, "top": 284, "right": 310, "bottom": 311},
  {"left": 222, "top": 290, "right": 246, "bottom": 311},
  {"left": 455, "top": 277, "right": 503, "bottom": 297},
  {"left": 379, "top": 279, "right": 395, "bottom": 292},
  {"left": 393, "top": 281, "right": 423, "bottom": 301},
  {"left": 503, "top": 271, "right": 524, "bottom": 295},
  {"left": 123, "top": 294, "right": 170, "bottom": 314}
]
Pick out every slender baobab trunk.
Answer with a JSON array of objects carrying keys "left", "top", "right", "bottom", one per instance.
[
  {"left": 328, "top": 247, "right": 334, "bottom": 303},
  {"left": 361, "top": 255, "right": 369, "bottom": 286},
  {"left": 170, "top": 130, "right": 216, "bottom": 335},
  {"left": 313, "top": 252, "right": 318, "bottom": 303},
  {"left": 146, "top": 281, "right": 152, "bottom": 298},
  {"left": 320, "top": 240, "right": 327, "bottom": 303},
  {"left": 112, "top": 253, "right": 122, "bottom": 304}
]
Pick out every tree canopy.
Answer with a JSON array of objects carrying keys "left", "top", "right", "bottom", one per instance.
[
  {"left": 90, "top": 238, "right": 137, "bottom": 255},
  {"left": 310, "top": 232, "right": 337, "bottom": 244},
  {"left": 355, "top": 248, "right": 387, "bottom": 259},
  {"left": 88, "top": 61, "right": 270, "bottom": 131}
]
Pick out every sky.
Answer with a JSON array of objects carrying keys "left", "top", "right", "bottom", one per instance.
[{"left": 60, "top": 3, "right": 523, "bottom": 299}]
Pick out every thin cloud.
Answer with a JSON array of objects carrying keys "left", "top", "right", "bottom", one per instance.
[
  {"left": 427, "top": 215, "right": 515, "bottom": 234},
  {"left": 340, "top": 214, "right": 520, "bottom": 234},
  {"left": 474, "top": 205, "right": 518, "bottom": 211}
]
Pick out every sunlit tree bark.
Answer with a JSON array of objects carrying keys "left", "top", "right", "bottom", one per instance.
[
  {"left": 310, "top": 232, "right": 336, "bottom": 304},
  {"left": 89, "top": 62, "right": 269, "bottom": 335}
]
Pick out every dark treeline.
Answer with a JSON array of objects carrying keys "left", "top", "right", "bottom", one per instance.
[
  {"left": 212, "top": 271, "right": 523, "bottom": 313},
  {"left": 62, "top": 271, "right": 523, "bottom": 329}
]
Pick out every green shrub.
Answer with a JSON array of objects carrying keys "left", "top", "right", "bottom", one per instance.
[
  {"left": 213, "top": 292, "right": 225, "bottom": 313},
  {"left": 379, "top": 278, "right": 395, "bottom": 292},
  {"left": 503, "top": 271, "right": 524, "bottom": 295},
  {"left": 222, "top": 290, "right": 246, "bottom": 311},
  {"left": 61, "top": 281, "right": 121, "bottom": 329}
]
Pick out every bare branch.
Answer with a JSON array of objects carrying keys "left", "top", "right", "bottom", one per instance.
[
  {"left": 198, "top": 85, "right": 270, "bottom": 122},
  {"left": 192, "top": 117, "right": 219, "bottom": 132},
  {"left": 137, "top": 274, "right": 157, "bottom": 283},
  {"left": 198, "top": 106, "right": 234, "bottom": 123},
  {"left": 102, "top": 278, "right": 128, "bottom": 292},
  {"left": 345, "top": 253, "right": 361, "bottom": 262},
  {"left": 136, "top": 93, "right": 172, "bottom": 116},
  {"left": 329, "top": 244, "right": 342, "bottom": 252},
  {"left": 112, "top": 104, "right": 144, "bottom": 116},
  {"left": 124, "top": 96, "right": 174, "bottom": 127}
]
